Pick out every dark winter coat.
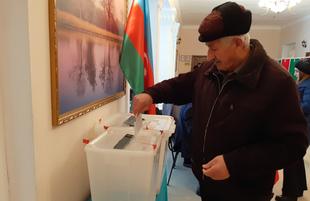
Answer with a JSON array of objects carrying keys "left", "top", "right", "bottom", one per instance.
[
  {"left": 298, "top": 78, "right": 310, "bottom": 141},
  {"left": 145, "top": 39, "right": 308, "bottom": 201}
]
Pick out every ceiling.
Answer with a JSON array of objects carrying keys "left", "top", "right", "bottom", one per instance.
[{"left": 168, "top": 0, "right": 310, "bottom": 28}]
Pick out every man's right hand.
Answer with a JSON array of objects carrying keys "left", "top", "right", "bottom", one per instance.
[{"left": 132, "top": 93, "right": 153, "bottom": 115}]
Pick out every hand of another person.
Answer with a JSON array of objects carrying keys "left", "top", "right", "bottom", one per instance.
[
  {"left": 132, "top": 93, "right": 153, "bottom": 115},
  {"left": 202, "top": 155, "right": 230, "bottom": 180}
]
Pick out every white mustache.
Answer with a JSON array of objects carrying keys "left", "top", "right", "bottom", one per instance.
[{"left": 211, "top": 60, "right": 221, "bottom": 63}]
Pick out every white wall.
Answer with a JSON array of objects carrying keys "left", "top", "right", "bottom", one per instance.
[
  {"left": 1, "top": 1, "right": 129, "bottom": 201},
  {"left": 249, "top": 27, "right": 282, "bottom": 59},
  {"left": 0, "top": 0, "right": 37, "bottom": 201},
  {"left": 178, "top": 28, "right": 207, "bottom": 74},
  {"left": 280, "top": 16, "right": 310, "bottom": 58}
]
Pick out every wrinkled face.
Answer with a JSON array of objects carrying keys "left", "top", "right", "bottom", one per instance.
[
  {"left": 294, "top": 68, "right": 300, "bottom": 81},
  {"left": 205, "top": 39, "right": 238, "bottom": 72}
]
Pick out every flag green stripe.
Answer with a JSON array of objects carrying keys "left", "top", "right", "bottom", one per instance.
[{"left": 120, "top": 33, "right": 144, "bottom": 94}]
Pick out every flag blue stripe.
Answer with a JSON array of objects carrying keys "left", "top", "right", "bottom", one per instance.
[
  {"left": 136, "top": 0, "right": 154, "bottom": 71},
  {"left": 144, "top": 0, "right": 154, "bottom": 71}
]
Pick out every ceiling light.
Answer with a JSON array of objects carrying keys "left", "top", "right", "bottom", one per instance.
[{"left": 258, "top": 0, "right": 302, "bottom": 14}]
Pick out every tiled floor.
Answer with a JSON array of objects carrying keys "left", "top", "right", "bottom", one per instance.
[{"left": 166, "top": 148, "right": 310, "bottom": 201}]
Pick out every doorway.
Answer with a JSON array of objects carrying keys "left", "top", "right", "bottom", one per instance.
[{"left": 191, "top": 55, "right": 207, "bottom": 71}]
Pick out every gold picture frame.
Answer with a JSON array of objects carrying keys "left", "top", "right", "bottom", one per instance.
[{"left": 48, "top": 0, "right": 128, "bottom": 126}]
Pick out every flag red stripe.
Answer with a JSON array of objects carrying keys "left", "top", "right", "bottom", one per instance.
[
  {"left": 143, "top": 40, "right": 156, "bottom": 114},
  {"left": 125, "top": 1, "right": 144, "bottom": 61}
]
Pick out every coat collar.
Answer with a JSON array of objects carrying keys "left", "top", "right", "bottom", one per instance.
[{"left": 205, "top": 39, "right": 268, "bottom": 89}]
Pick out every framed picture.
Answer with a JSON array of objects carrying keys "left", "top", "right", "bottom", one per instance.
[
  {"left": 48, "top": 0, "right": 127, "bottom": 126},
  {"left": 306, "top": 52, "right": 310, "bottom": 57},
  {"left": 191, "top": 55, "right": 207, "bottom": 71}
]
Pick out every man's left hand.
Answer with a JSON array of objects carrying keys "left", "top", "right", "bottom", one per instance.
[{"left": 202, "top": 155, "right": 230, "bottom": 180}]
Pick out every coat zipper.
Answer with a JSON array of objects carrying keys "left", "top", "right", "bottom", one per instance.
[{"left": 202, "top": 73, "right": 233, "bottom": 180}]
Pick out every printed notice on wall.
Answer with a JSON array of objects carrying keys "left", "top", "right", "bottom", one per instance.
[
  {"left": 185, "top": 55, "right": 190, "bottom": 62},
  {"left": 180, "top": 55, "right": 191, "bottom": 62},
  {"left": 181, "top": 55, "right": 185, "bottom": 62}
]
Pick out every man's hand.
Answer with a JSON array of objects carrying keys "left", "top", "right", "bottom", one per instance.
[
  {"left": 202, "top": 155, "right": 230, "bottom": 180},
  {"left": 132, "top": 93, "right": 153, "bottom": 115}
]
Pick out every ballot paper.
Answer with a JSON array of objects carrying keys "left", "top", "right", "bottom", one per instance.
[{"left": 134, "top": 114, "right": 143, "bottom": 135}]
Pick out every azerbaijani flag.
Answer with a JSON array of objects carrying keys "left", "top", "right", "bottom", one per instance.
[{"left": 120, "top": 0, "right": 156, "bottom": 114}]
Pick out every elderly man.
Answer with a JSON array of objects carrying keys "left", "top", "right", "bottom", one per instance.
[{"left": 133, "top": 2, "right": 308, "bottom": 201}]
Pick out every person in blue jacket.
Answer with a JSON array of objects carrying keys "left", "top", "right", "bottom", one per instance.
[
  {"left": 173, "top": 64, "right": 201, "bottom": 168},
  {"left": 295, "top": 58, "right": 310, "bottom": 142},
  {"left": 173, "top": 103, "right": 193, "bottom": 167},
  {"left": 275, "top": 59, "right": 310, "bottom": 201}
]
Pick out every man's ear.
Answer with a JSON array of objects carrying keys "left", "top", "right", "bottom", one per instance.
[{"left": 233, "top": 37, "right": 243, "bottom": 48}]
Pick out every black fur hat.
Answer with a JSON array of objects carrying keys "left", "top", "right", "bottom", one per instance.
[
  {"left": 295, "top": 59, "right": 310, "bottom": 75},
  {"left": 198, "top": 2, "right": 252, "bottom": 42}
]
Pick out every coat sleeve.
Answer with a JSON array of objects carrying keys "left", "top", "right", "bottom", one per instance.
[
  {"left": 223, "top": 76, "right": 309, "bottom": 177},
  {"left": 144, "top": 68, "right": 201, "bottom": 105}
]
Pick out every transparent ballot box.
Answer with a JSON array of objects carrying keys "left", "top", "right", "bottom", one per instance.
[{"left": 85, "top": 113, "right": 175, "bottom": 201}]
